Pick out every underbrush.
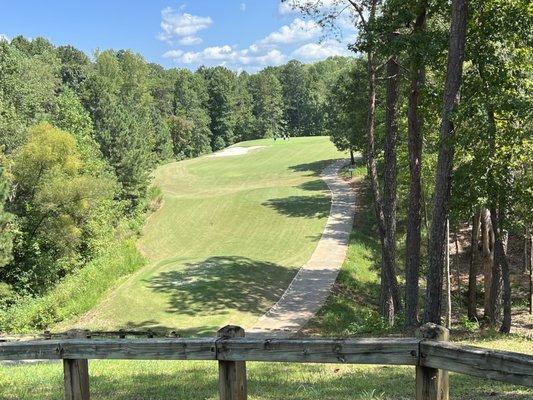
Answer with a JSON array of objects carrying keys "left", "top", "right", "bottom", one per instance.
[{"left": 0, "top": 239, "right": 146, "bottom": 333}]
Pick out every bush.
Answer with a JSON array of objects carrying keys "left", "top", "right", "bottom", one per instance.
[{"left": 0, "top": 238, "right": 146, "bottom": 333}]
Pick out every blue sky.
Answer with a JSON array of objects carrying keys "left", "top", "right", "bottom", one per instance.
[{"left": 0, "top": 0, "right": 357, "bottom": 71}]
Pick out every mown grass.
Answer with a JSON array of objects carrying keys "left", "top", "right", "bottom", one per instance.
[
  {"left": 72, "top": 137, "right": 343, "bottom": 334},
  {"left": 2, "top": 359, "right": 531, "bottom": 400},
  {"left": 1, "top": 151, "right": 531, "bottom": 400}
]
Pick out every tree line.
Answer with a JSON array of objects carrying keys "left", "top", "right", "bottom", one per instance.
[
  {"left": 0, "top": 35, "right": 355, "bottom": 312},
  {"left": 295, "top": 0, "right": 531, "bottom": 333}
]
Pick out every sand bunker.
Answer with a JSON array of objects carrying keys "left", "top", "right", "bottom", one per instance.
[{"left": 208, "top": 146, "right": 265, "bottom": 158}]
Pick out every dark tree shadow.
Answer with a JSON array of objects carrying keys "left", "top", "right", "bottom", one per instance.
[
  {"left": 262, "top": 195, "right": 330, "bottom": 219},
  {"left": 289, "top": 159, "right": 339, "bottom": 177},
  {"left": 297, "top": 179, "right": 328, "bottom": 192},
  {"left": 145, "top": 256, "right": 297, "bottom": 318}
]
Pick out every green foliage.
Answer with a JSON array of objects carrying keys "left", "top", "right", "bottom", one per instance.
[
  {"left": 0, "top": 238, "right": 145, "bottom": 332},
  {"left": 6, "top": 122, "right": 115, "bottom": 294},
  {"left": 200, "top": 66, "right": 238, "bottom": 148},
  {"left": 249, "top": 70, "right": 285, "bottom": 138},
  {"left": 172, "top": 69, "right": 212, "bottom": 156},
  {"left": 327, "top": 59, "right": 367, "bottom": 154}
]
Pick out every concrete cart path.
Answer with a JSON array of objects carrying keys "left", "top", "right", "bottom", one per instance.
[{"left": 249, "top": 159, "right": 356, "bottom": 337}]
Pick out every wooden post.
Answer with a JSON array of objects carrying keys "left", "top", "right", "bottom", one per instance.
[
  {"left": 63, "top": 330, "right": 90, "bottom": 400},
  {"left": 416, "top": 323, "right": 449, "bottom": 400},
  {"left": 217, "top": 326, "right": 247, "bottom": 400}
]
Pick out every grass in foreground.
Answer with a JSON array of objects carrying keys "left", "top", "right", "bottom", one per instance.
[
  {"left": 1, "top": 359, "right": 531, "bottom": 400},
  {"left": 1, "top": 158, "right": 531, "bottom": 400},
  {"left": 69, "top": 137, "right": 343, "bottom": 334}
]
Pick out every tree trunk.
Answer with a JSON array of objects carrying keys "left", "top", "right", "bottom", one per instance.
[
  {"left": 444, "top": 219, "right": 452, "bottom": 328},
  {"left": 454, "top": 226, "right": 460, "bottom": 295},
  {"left": 382, "top": 54, "right": 401, "bottom": 321},
  {"left": 529, "top": 229, "right": 533, "bottom": 315},
  {"left": 524, "top": 225, "right": 530, "bottom": 274},
  {"left": 405, "top": 4, "right": 427, "bottom": 328},
  {"left": 481, "top": 208, "right": 494, "bottom": 317},
  {"left": 350, "top": 148, "right": 355, "bottom": 165},
  {"left": 424, "top": 0, "right": 468, "bottom": 324},
  {"left": 363, "top": 0, "right": 401, "bottom": 325},
  {"left": 488, "top": 208, "right": 511, "bottom": 332},
  {"left": 467, "top": 211, "right": 481, "bottom": 320}
]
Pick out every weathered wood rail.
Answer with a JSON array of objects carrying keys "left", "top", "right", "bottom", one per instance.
[{"left": 1, "top": 324, "right": 531, "bottom": 400}]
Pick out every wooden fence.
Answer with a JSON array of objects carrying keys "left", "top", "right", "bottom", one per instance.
[{"left": 1, "top": 324, "right": 532, "bottom": 400}]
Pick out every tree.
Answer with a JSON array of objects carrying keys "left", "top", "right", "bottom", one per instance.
[
  {"left": 249, "top": 71, "right": 285, "bottom": 139},
  {"left": 424, "top": 0, "right": 469, "bottom": 324},
  {"left": 200, "top": 66, "right": 238, "bottom": 150},
  {"left": 7, "top": 123, "right": 113, "bottom": 294},
  {"left": 279, "top": 60, "right": 313, "bottom": 136},
  {"left": 0, "top": 150, "right": 13, "bottom": 270},
  {"left": 172, "top": 69, "right": 212, "bottom": 157},
  {"left": 327, "top": 60, "right": 367, "bottom": 163}
]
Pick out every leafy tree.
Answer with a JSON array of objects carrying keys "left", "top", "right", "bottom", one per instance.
[
  {"left": 327, "top": 60, "right": 367, "bottom": 163},
  {"left": 172, "top": 69, "right": 212, "bottom": 156},
  {"left": 249, "top": 71, "right": 285, "bottom": 139},
  {"left": 7, "top": 123, "right": 114, "bottom": 294},
  {"left": 200, "top": 66, "right": 238, "bottom": 149},
  {"left": 0, "top": 150, "right": 13, "bottom": 270}
]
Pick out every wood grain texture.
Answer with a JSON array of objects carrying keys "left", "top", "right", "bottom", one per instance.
[
  {"left": 217, "top": 338, "right": 419, "bottom": 365},
  {"left": 421, "top": 341, "right": 533, "bottom": 388},
  {"left": 416, "top": 323, "right": 449, "bottom": 400},
  {"left": 218, "top": 326, "right": 247, "bottom": 400},
  {"left": 64, "top": 358, "right": 90, "bottom": 400}
]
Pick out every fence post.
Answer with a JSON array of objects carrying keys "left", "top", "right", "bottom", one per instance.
[
  {"left": 63, "top": 329, "right": 90, "bottom": 400},
  {"left": 416, "top": 323, "right": 449, "bottom": 400},
  {"left": 217, "top": 325, "right": 247, "bottom": 400}
]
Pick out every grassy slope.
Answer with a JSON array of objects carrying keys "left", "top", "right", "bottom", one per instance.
[
  {"left": 2, "top": 156, "right": 531, "bottom": 400},
  {"left": 68, "top": 137, "right": 343, "bottom": 334}
]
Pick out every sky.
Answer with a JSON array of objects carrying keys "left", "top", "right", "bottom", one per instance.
[{"left": 0, "top": 0, "right": 357, "bottom": 71}]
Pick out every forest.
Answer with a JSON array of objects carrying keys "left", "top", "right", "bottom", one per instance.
[
  {"left": 0, "top": 0, "right": 532, "bottom": 337},
  {"left": 0, "top": 34, "right": 357, "bottom": 330}
]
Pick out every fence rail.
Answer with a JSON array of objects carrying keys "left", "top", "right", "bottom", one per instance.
[{"left": 1, "top": 324, "right": 532, "bottom": 400}]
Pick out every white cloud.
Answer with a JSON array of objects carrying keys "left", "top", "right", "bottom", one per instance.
[
  {"left": 291, "top": 39, "right": 349, "bottom": 62},
  {"left": 178, "top": 36, "right": 203, "bottom": 46},
  {"left": 240, "top": 3, "right": 246, "bottom": 12},
  {"left": 259, "top": 18, "right": 321, "bottom": 46},
  {"left": 158, "top": 6, "right": 213, "bottom": 44},
  {"left": 0, "top": 34, "right": 9, "bottom": 42},
  {"left": 164, "top": 44, "right": 286, "bottom": 70},
  {"left": 163, "top": 49, "right": 184, "bottom": 59}
]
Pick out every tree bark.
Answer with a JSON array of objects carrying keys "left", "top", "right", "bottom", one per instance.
[
  {"left": 424, "top": 0, "right": 469, "bottom": 324},
  {"left": 481, "top": 208, "right": 494, "bottom": 317},
  {"left": 363, "top": 0, "right": 401, "bottom": 325},
  {"left": 405, "top": 3, "right": 427, "bottom": 328},
  {"left": 350, "top": 148, "right": 355, "bottom": 165},
  {"left": 489, "top": 208, "right": 511, "bottom": 332},
  {"left": 467, "top": 211, "right": 481, "bottom": 320},
  {"left": 444, "top": 219, "right": 452, "bottom": 328},
  {"left": 381, "top": 54, "right": 401, "bottom": 321},
  {"left": 529, "top": 229, "right": 533, "bottom": 315}
]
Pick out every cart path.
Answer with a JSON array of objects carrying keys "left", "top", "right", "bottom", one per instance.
[{"left": 248, "top": 159, "right": 356, "bottom": 337}]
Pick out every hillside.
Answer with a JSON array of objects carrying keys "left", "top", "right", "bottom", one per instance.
[{"left": 68, "top": 137, "right": 344, "bottom": 334}]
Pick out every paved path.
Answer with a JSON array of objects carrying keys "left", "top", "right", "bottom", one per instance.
[{"left": 248, "top": 159, "right": 356, "bottom": 337}]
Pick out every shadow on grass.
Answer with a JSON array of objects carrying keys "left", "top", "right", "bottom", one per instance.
[
  {"left": 262, "top": 194, "right": 331, "bottom": 219},
  {"left": 145, "top": 256, "right": 297, "bottom": 318},
  {"left": 289, "top": 159, "right": 340, "bottom": 176}
]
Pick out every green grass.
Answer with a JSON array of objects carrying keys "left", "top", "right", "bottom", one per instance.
[
  {"left": 2, "top": 359, "right": 531, "bottom": 400},
  {"left": 1, "top": 148, "right": 531, "bottom": 400},
  {"left": 0, "top": 239, "right": 146, "bottom": 333},
  {"left": 69, "top": 137, "right": 344, "bottom": 334}
]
